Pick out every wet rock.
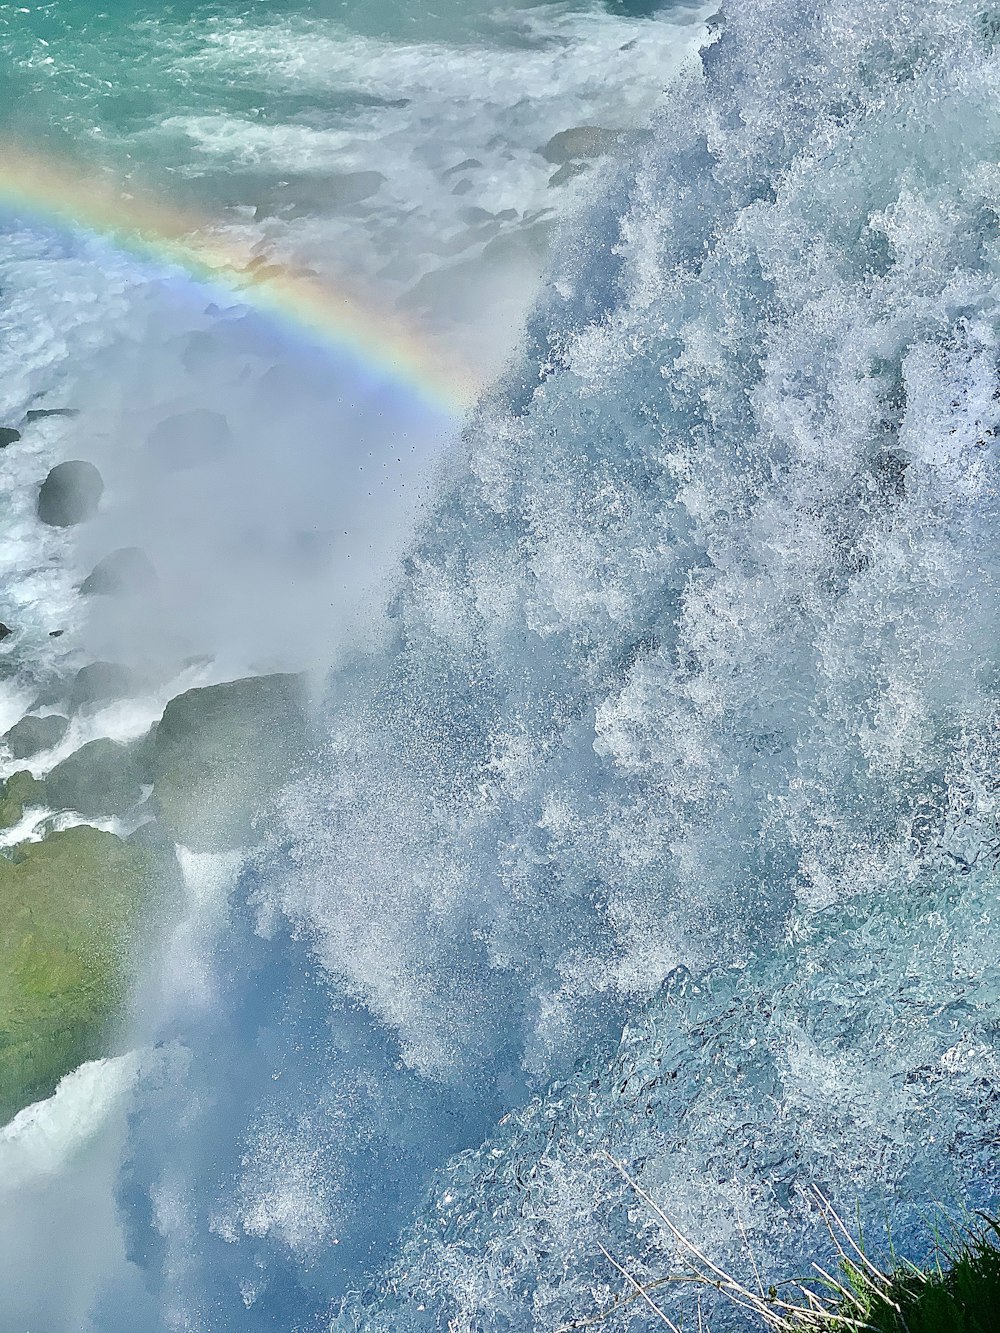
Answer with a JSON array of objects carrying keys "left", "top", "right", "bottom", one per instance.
[
  {"left": 540, "top": 125, "right": 623, "bottom": 164},
  {"left": 0, "top": 769, "right": 46, "bottom": 829},
  {"left": 25, "top": 408, "right": 79, "bottom": 423},
  {"left": 80, "top": 547, "right": 157, "bottom": 597},
  {"left": 3, "top": 714, "right": 69, "bottom": 760},
  {"left": 46, "top": 738, "right": 145, "bottom": 818},
  {"left": 69, "top": 661, "right": 141, "bottom": 713},
  {"left": 0, "top": 825, "right": 167, "bottom": 1123},
  {"left": 460, "top": 206, "right": 496, "bottom": 226},
  {"left": 443, "top": 157, "right": 482, "bottom": 177},
  {"left": 37, "top": 460, "right": 104, "bottom": 527},
  {"left": 0, "top": 624, "right": 10, "bottom": 641},
  {"left": 0, "top": 427, "right": 21, "bottom": 447},
  {"left": 48, "top": 630, "right": 64, "bottom": 639},
  {"left": 481, "top": 220, "right": 553, "bottom": 265},
  {"left": 151, "top": 673, "right": 307, "bottom": 851},
  {"left": 548, "top": 162, "right": 589, "bottom": 188},
  {"left": 146, "top": 409, "right": 231, "bottom": 470}
]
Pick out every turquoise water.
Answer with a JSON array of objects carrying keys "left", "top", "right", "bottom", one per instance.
[{"left": 5, "top": 1, "right": 1000, "bottom": 1331}]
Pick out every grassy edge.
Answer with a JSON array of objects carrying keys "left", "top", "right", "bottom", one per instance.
[{"left": 560, "top": 1154, "right": 1000, "bottom": 1333}]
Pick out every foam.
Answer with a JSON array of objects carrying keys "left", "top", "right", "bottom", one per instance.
[{"left": 0, "top": 1053, "right": 139, "bottom": 1188}]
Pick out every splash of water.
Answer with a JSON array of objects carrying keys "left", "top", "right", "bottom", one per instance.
[{"left": 6, "top": 0, "right": 1000, "bottom": 1330}]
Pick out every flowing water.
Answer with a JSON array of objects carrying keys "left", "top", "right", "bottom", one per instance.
[{"left": 3, "top": 1, "right": 1000, "bottom": 1331}]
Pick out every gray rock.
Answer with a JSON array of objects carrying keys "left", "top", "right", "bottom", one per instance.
[
  {"left": 37, "top": 460, "right": 104, "bottom": 527},
  {"left": 0, "top": 623, "right": 10, "bottom": 641},
  {"left": 151, "top": 673, "right": 307, "bottom": 851},
  {"left": 81, "top": 547, "right": 157, "bottom": 596},
  {"left": 146, "top": 409, "right": 231, "bottom": 471},
  {"left": 46, "top": 738, "right": 145, "bottom": 818},
  {"left": 69, "top": 662, "right": 141, "bottom": 713},
  {"left": 4, "top": 714, "right": 69, "bottom": 760},
  {"left": 540, "top": 126, "right": 623, "bottom": 164},
  {"left": 0, "top": 428, "right": 21, "bottom": 447},
  {"left": 25, "top": 408, "right": 79, "bottom": 423},
  {"left": 548, "top": 162, "right": 589, "bottom": 188}
]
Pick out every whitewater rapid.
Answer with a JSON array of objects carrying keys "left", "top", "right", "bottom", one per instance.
[{"left": 4, "top": 0, "right": 1000, "bottom": 1330}]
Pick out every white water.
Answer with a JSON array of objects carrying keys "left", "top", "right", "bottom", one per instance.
[{"left": 4, "top": 1, "right": 1000, "bottom": 1330}]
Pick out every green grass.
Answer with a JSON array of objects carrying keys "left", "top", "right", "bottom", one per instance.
[
  {"left": 565, "top": 1155, "right": 1000, "bottom": 1333},
  {"left": 0, "top": 825, "right": 163, "bottom": 1122},
  {"left": 790, "top": 1219, "right": 1000, "bottom": 1333}
]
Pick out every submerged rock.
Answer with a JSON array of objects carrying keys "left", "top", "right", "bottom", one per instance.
[
  {"left": 151, "top": 673, "right": 307, "bottom": 851},
  {"left": 69, "top": 662, "right": 141, "bottom": 713},
  {"left": 80, "top": 547, "right": 157, "bottom": 596},
  {"left": 46, "top": 739, "right": 146, "bottom": 818},
  {"left": 540, "top": 125, "right": 622, "bottom": 164},
  {"left": 548, "top": 161, "right": 589, "bottom": 188},
  {"left": 146, "top": 409, "right": 231, "bottom": 470},
  {"left": 3, "top": 714, "right": 69, "bottom": 760},
  {"left": 0, "top": 770, "right": 46, "bottom": 829},
  {"left": 0, "top": 826, "right": 167, "bottom": 1124},
  {"left": 37, "top": 460, "right": 104, "bottom": 527}
]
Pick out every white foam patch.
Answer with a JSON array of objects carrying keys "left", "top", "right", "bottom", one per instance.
[{"left": 0, "top": 1053, "right": 139, "bottom": 1191}]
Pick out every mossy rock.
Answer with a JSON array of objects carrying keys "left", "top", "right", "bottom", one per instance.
[
  {"left": 151, "top": 673, "right": 307, "bottom": 851},
  {"left": 80, "top": 547, "right": 157, "bottom": 597},
  {"left": 0, "top": 825, "right": 165, "bottom": 1124},
  {"left": 0, "top": 770, "right": 46, "bottom": 829},
  {"left": 46, "top": 738, "right": 146, "bottom": 818}
]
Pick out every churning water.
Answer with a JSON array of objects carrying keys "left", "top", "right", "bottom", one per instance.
[{"left": 3, "top": 1, "right": 1000, "bottom": 1330}]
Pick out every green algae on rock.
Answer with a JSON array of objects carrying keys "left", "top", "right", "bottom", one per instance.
[
  {"left": 0, "top": 770, "right": 46, "bottom": 829},
  {"left": 0, "top": 826, "right": 167, "bottom": 1125},
  {"left": 150, "top": 673, "right": 307, "bottom": 852}
]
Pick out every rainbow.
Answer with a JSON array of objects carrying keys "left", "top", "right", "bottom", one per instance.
[{"left": 0, "top": 145, "right": 478, "bottom": 418}]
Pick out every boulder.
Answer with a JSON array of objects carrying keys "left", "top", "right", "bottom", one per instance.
[
  {"left": 80, "top": 547, "right": 157, "bottom": 597},
  {"left": 46, "top": 739, "right": 145, "bottom": 818},
  {"left": 540, "top": 125, "right": 623, "bottom": 164},
  {"left": 3, "top": 714, "right": 69, "bottom": 760},
  {"left": 0, "top": 770, "right": 46, "bottom": 829},
  {"left": 151, "top": 673, "right": 307, "bottom": 851},
  {"left": 146, "top": 409, "right": 231, "bottom": 470},
  {"left": 37, "top": 460, "right": 104, "bottom": 527},
  {"left": 0, "top": 623, "right": 10, "bottom": 641},
  {"left": 0, "top": 826, "right": 166, "bottom": 1124},
  {"left": 69, "top": 662, "right": 141, "bottom": 713},
  {"left": 0, "top": 428, "right": 21, "bottom": 447}
]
